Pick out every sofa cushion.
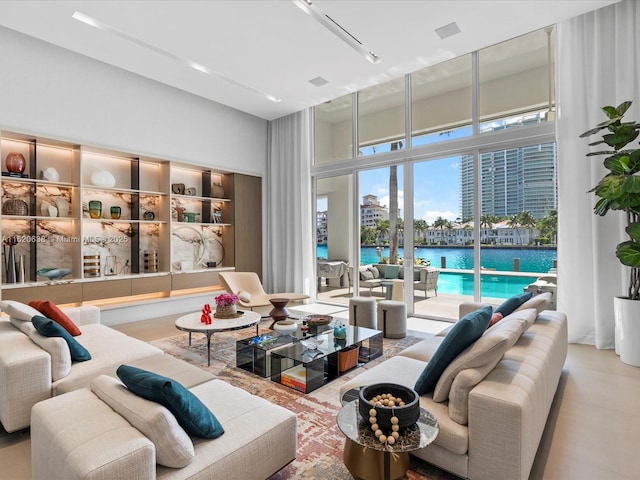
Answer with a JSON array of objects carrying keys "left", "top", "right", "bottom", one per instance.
[
  {"left": 384, "top": 265, "right": 400, "bottom": 279},
  {"left": 447, "top": 359, "right": 502, "bottom": 425},
  {"left": 515, "top": 291, "right": 552, "bottom": 314},
  {"left": 397, "top": 335, "right": 445, "bottom": 362},
  {"left": 368, "top": 266, "right": 380, "bottom": 279},
  {"left": 494, "top": 291, "right": 532, "bottom": 317},
  {"left": 117, "top": 365, "right": 224, "bottom": 439},
  {"left": 1, "top": 300, "right": 42, "bottom": 321},
  {"left": 360, "top": 269, "right": 374, "bottom": 281},
  {"left": 26, "top": 323, "right": 72, "bottom": 381},
  {"left": 414, "top": 306, "right": 492, "bottom": 395},
  {"left": 91, "top": 375, "right": 195, "bottom": 468},
  {"left": 29, "top": 300, "right": 81, "bottom": 336},
  {"left": 31, "top": 315, "right": 91, "bottom": 362},
  {"left": 487, "top": 312, "right": 503, "bottom": 328},
  {"left": 433, "top": 309, "right": 537, "bottom": 403}
]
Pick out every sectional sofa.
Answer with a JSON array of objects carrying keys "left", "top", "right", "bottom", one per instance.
[
  {"left": 0, "top": 300, "right": 297, "bottom": 479},
  {"left": 339, "top": 292, "right": 567, "bottom": 480}
]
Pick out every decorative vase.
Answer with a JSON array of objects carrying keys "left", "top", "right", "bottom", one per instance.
[
  {"left": 90, "top": 170, "right": 116, "bottom": 188},
  {"left": 88, "top": 200, "right": 102, "bottom": 219},
  {"left": 2, "top": 199, "right": 28, "bottom": 216},
  {"left": 212, "top": 183, "right": 225, "bottom": 198},
  {"left": 215, "top": 304, "right": 237, "bottom": 318},
  {"left": 5, "top": 152, "right": 26, "bottom": 174},
  {"left": 4, "top": 244, "right": 17, "bottom": 283},
  {"left": 614, "top": 296, "right": 640, "bottom": 366},
  {"left": 110, "top": 206, "right": 121, "bottom": 219}
]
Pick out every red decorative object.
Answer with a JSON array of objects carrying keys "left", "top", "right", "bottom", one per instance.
[
  {"left": 201, "top": 303, "right": 212, "bottom": 324},
  {"left": 5, "top": 152, "right": 26, "bottom": 174}
]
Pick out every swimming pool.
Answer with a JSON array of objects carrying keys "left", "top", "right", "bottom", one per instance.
[{"left": 439, "top": 271, "right": 537, "bottom": 298}]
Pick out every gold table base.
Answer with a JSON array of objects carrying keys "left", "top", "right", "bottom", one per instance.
[{"left": 343, "top": 438, "right": 409, "bottom": 480}]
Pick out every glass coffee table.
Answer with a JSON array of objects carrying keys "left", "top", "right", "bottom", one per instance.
[
  {"left": 175, "top": 310, "right": 261, "bottom": 366},
  {"left": 337, "top": 398, "right": 439, "bottom": 480},
  {"left": 270, "top": 325, "right": 383, "bottom": 393}
]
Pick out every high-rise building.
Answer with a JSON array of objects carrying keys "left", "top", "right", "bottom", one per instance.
[
  {"left": 460, "top": 115, "right": 557, "bottom": 220},
  {"left": 360, "top": 194, "right": 388, "bottom": 227}
]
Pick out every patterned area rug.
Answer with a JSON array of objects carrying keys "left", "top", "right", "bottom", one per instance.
[{"left": 151, "top": 321, "right": 459, "bottom": 480}]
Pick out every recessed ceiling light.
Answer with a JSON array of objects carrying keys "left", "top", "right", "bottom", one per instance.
[
  {"left": 435, "top": 22, "right": 461, "bottom": 40},
  {"left": 309, "top": 76, "right": 329, "bottom": 87},
  {"left": 292, "top": 0, "right": 381, "bottom": 64},
  {"left": 71, "top": 11, "right": 282, "bottom": 103}
]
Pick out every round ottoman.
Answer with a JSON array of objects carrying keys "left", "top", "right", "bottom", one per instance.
[
  {"left": 349, "top": 296, "right": 376, "bottom": 329},
  {"left": 377, "top": 300, "right": 407, "bottom": 338}
]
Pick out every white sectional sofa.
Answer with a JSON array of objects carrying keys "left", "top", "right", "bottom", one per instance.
[
  {"left": 0, "top": 301, "right": 164, "bottom": 433},
  {"left": 1, "top": 300, "right": 298, "bottom": 479},
  {"left": 339, "top": 293, "right": 567, "bottom": 480}
]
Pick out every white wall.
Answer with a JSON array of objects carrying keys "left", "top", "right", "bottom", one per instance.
[{"left": 0, "top": 26, "right": 268, "bottom": 177}]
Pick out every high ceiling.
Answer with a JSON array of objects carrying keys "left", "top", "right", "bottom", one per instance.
[{"left": 0, "top": 1, "right": 618, "bottom": 121}]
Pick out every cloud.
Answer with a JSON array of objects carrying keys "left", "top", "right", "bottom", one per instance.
[{"left": 423, "top": 210, "right": 458, "bottom": 224}]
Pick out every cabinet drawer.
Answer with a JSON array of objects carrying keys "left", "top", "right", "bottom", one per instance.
[
  {"left": 82, "top": 279, "right": 132, "bottom": 300},
  {"left": 2, "top": 283, "right": 83, "bottom": 305},
  {"left": 131, "top": 275, "right": 171, "bottom": 295},
  {"left": 171, "top": 271, "right": 220, "bottom": 290}
]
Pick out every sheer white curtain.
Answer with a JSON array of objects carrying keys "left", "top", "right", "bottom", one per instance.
[
  {"left": 265, "top": 109, "right": 315, "bottom": 299},
  {"left": 557, "top": 0, "right": 640, "bottom": 348}
]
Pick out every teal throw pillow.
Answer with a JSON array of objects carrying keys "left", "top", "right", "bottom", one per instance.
[
  {"left": 31, "top": 315, "right": 91, "bottom": 362},
  {"left": 383, "top": 265, "right": 400, "bottom": 279},
  {"left": 494, "top": 291, "right": 533, "bottom": 317},
  {"left": 414, "top": 306, "right": 492, "bottom": 395},
  {"left": 117, "top": 365, "right": 224, "bottom": 439}
]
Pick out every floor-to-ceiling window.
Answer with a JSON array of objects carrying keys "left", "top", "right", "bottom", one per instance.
[{"left": 313, "top": 27, "right": 557, "bottom": 321}]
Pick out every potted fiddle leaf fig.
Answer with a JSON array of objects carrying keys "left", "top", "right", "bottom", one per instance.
[{"left": 580, "top": 100, "right": 640, "bottom": 365}]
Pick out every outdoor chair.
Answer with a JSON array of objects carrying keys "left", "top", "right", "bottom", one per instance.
[
  {"left": 218, "top": 271, "right": 309, "bottom": 311},
  {"left": 414, "top": 267, "right": 439, "bottom": 298}
]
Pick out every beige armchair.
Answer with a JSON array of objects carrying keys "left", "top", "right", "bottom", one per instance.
[
  {"left": 414, "top": 267, "right": 439, "bottom": 298},
  {"left": 218, "top": 272, "right": 309, "bottom": 310}
]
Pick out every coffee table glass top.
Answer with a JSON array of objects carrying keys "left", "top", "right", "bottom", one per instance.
[
  {"left": 337, "top": 399, "right": 439, "bottom": 454},
  {"left": 272, "top": 325, "right": 381, "bottom": 363}
]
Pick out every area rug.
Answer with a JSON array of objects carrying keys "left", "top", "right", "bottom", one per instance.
[{"left": 151, "top": 322, "right": 459, "bottom": 480}]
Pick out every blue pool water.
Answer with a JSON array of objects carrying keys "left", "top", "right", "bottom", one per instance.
[
  {"left": 317, "top": 245, "right": 555, "bottom": 298},
  {"left": 316, "top": 245, "right": 556, "bottom": 273}
]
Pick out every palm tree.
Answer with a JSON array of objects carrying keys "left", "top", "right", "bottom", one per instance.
[
  {"left": 445, "top": 220, "right": 455, "bottom": 245},
  {"left": 538, "top": 210, "right": 558, "bottom": 245},
  {"left": 414, "top": 219, "right": 428, "bottom": 244},
  {"left": 432, "top": 216, "right": 448, "bottom": 245},
  {"left": 375, "top": 218, "right": 389, "bottom": 244},
  {"left": 507, "top": 214, "right": 521, "bottom": 245},
  {"left": 517, "top": 211, "right": 537, "bottom": 245},
  {"left": 388, "top": 143, "right": 402, "bottom": 265}
]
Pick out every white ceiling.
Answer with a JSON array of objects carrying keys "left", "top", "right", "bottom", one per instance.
[{"left": 0, "top": 0, "right": 618, "bottom": 121}]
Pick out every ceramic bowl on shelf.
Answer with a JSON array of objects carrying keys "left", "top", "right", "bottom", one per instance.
[
  {"left": 90, "top": 170, "right": 116, "bottom": 188},
  {"left": 36, "top": 268, "right": 72, "bottom": 280}
]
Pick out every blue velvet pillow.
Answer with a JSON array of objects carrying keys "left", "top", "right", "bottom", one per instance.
[
  {"left": 383, "top": 265, "right": 400, "bottom": 279},
  {"left": 414, "top": 306, "right": 492, "bottom": 395},
  {"left": 117, "top": 365, "right": 224, "bottom": 439},
  {"left": 494, "top": 291, "right": 533, "bottom": 317},
  {"left": 31, "top": 315, "right": 91, "bottom": 362}
]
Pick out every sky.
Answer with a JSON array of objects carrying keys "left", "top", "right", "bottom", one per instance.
[{"left": 317, "top": 127, "right": 471, "bottom": 225}]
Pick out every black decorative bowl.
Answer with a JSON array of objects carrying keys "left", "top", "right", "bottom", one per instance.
[{"left": 359, "top": 383, "right": 420, "bottom": 429}]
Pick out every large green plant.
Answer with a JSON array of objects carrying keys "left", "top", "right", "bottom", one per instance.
[{"left": 581, "top": 101, "right": 640, "bottom": 299}]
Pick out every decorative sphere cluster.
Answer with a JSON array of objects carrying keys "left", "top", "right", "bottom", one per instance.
[{"left": 367, "top": 393, "right": 404, "bottom": 445}]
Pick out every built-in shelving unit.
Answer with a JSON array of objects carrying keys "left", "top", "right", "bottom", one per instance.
[{"left": 0, "top": 130, "right": 261, "bottom": 306}]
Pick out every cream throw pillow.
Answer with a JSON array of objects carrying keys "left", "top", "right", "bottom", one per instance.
[
  {"left": 91, "top": 375, "right": 195, "bottom": 468},
  {"left": 27, "top": 328, "right": 72, "bottom": 381},
  {"left": 432, "top": 308, "right": 537, "bottom": 402},
  {"left": 515, "top": 291, "right": 552, "bottom": 314},
  {"left": 238, "top": 290, "right": 252, "bottom": 303},
  {"left": 447, "top": 358, "right": 502, "bottom": 425},
  {"left": 2, "top": 300, "right": 42, "bottom": 321}
]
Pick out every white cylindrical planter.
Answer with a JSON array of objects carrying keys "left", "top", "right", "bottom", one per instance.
[{"left": 614, "top": 296, "right": 640, "bottom": 367}]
